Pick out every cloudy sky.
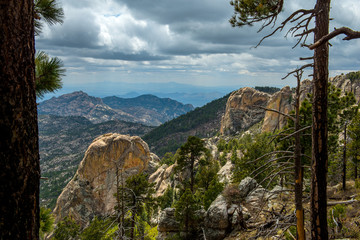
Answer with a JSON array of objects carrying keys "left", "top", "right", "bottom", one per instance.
[{"left": 36, "top": 0, "right": 360, "bottom": 103}]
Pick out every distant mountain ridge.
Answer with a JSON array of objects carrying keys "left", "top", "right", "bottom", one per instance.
[
  {"left": 143, "top": 93, "right": 230, "bottom": 156},
  {"left": 38, "top": 91, "right": 194, "bottom": 126}
]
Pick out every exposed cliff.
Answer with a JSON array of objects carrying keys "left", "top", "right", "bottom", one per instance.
[
  {"left": 261, "top": 86, "right": 293, "bottom": 133},
  {"left": 330, "top": 74, "right": 360, "bottom": 103},
  {"left": 220, "top": 87, "right": 270, "bottom": 135},
  {"left": 52, "top": 133, "right": 157, "bottom": 226}
]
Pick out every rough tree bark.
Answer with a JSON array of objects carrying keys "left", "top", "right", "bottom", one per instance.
[
  {"left": 343, "top": 122, "right": 347, "bottom": 191},
  {"left": 0, "top": 0, "right": 40, "bottom": 239},
  {"left": 294, "top": 72, "right": 305, "bottom": 240},
  {"left": 311, "top": 0, "right": 330, "bottom": 239}
]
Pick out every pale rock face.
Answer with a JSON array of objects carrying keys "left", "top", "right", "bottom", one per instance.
[
  {"left": 149, "top": 164, "right": 175, "bottom": 197},
  {"left": 217, "top": 161, "right": 234, "bottom": 184},
  {"left": 330, "top": 74, "right": 360, "bottom": 103},
  {"left": 220, "top": 87, "right": 271, "bottom": 135},
  {"left": 53, "top": 133, "right": 152, "bottom": 226},
  {"left": 205, "top": 195, "right": 229, "bottom": 230},
  {"left": 262, "top": 86, "right": 293, "bottom": 133}
]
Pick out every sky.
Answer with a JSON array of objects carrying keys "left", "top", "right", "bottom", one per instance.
[{"left": 36, "top": 0, "right": 360, "bottom": 104}]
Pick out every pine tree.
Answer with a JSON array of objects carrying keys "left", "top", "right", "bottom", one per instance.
[
  {"left": 176, "top": 136, "right": 208, "bottom": 193},
  {"left": 40, "top": 207, "right": 54, "bottom": 239},
  {"left": 174, "top": 188, "right": 201, "bottom": 240},
  {"left": 34, "top": 0, "right": 65, "bottom": 98},
  {"left": 348, "top": 112, "right": 360, "bottom": 179}
]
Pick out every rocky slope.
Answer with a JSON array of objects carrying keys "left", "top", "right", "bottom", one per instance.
[
  {"left": 39, "top": 115, "right": 153, "bottom": 208},
  {"left": 53, "top": 133, "right": 158, "bottom": 226},
  {"left": 261, "top": 86, "right": 293, "bottom": 132},
  {"left": 220, "top": 87, "right": 270, "bottom": 135},
  {"left": 38, "top": 91, "right": 194, "bottom": 126},
  {"left": 330, "top": 73, "right": 360, "bottom": 103}
]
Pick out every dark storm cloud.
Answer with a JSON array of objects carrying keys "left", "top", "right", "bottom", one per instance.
[
  {"left": 117, "top": 0, "right": 231, "bottom": 24},
  {"left": 35, "top": 0, "right": 360, "bottom": 89}
]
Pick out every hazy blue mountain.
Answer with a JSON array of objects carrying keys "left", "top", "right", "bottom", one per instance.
[
  {"left": 40, "top": 81, "right": 240, "bottom": 107},
  {"left": 38, "top": 91, "right": 194, "bottom": 126}
]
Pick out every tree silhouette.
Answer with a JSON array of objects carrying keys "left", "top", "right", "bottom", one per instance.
[{"left": 0, "top": 1, "right": 39, "bottom": 239}]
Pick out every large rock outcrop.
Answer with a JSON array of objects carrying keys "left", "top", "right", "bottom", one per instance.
[
  {"left": 220, "top": 87, "right": 271, "bottom": 135},
  {"left": 261, "top": 86, "right": 292, "bottom": 132},
  {"left": 329, "top": 74, "right": 360, "bottom": 103},
  {"left": 53, "top": 133, "right": 154, "bottom": 226}
]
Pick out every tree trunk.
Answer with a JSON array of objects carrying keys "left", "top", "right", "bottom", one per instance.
[
  {"left": 311, "top": 0, "right": 330, "bottom": 239},
  {"left": 295, "top": 73, "right": 305, "bottom": 240},
  {"left": 0, "top": 1, "right": 39, "bottom": 239},
  {"left": 343, "top": 123, "right": 347, "bottom": 191}
]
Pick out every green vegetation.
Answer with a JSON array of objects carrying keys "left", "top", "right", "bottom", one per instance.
[
  {"left": 254, "top": 86, "right": 280, "bottom": 94},
  {"left": 232, "top": 132, "right": 276, "bottom": 186},
  {"left": 40, "top": 207, "right": 54, "bottom": 240},
  {"left": 35, "top": 51, "right": 65, "bottom": 98},
  {"left": 113, "top": 172, "right": 157, "bottom": 240},
  {"left": 174, "top": 189, "right": 201, "bottom": 239},
  {"left": 345, "top": 70, "right": 360, "bottom": 82},
  {"left": 53, "top": 217, "right": 80, "bottom": 240},
  {"left": 143, "top": 94, "right": 229, "bottom": 156},
  {"left": 34, "top": 0, "right": 65, "bottom": 98}
]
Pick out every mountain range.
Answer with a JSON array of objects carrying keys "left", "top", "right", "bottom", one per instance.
[{"left": 38, "top": 91, "right": 194, "bottom": 126}]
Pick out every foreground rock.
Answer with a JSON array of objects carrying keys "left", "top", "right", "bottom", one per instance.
[
  {"left": 156, "top": 177, "right": 264, "bottom": 240},
  {"left": 53, "top": 133, "right": 154, "bottom": 226}
]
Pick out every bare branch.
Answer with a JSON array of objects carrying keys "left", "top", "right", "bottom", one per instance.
[
  {"left": 254, "top": 105, "right": 296, "bottom": 121},
  {"left": 309, "top": 27, "right": 360, "bottom": 50},
  {"left": 279, "top": 126, "right": 312, "bottom": 141},
  {"left": 247, "top": 150, "right": 294, "bottom": 164},
  {"left": 255, "top": 9, "right": 315, "bottom": 48},
  {"left": 300, "top": 56, "right": 313, "bottom": 60},
  {"left": 327, "top": 199, "right": 357, "bottom": 206},
  {"left": 282, "top": 64, "right": 313, "bottom": 80}
]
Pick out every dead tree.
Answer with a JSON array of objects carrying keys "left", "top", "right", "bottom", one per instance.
[{"left": 230, "top": 1, "right": 360, "bottom": 238}]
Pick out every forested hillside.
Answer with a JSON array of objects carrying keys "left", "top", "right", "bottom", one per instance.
[{"left": 143, "top": 93, "right": 230, "bottom": 157}]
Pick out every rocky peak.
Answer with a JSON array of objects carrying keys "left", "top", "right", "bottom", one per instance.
[
  {"left": 329, "top": 73, "right": 360, "bottom": 103},
  {"left": 261, "top": 86, "right": 292, "bottom": 132},
  {"left": 220, "top": 87, "right": 271, "bottom": 135},
  {"left": 52, "top": 133, "right": 155, "bottom": 226}
]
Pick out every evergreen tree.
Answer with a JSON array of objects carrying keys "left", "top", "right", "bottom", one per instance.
[
  {"left": 79, "top": 217, "right": 112, "bottom": 240},
  {"left": 53, "top": 217, "right": 80, "bottom": 240},
  {"left": 34, "top": 0, "right": 65, "bottom": 98},
  {"left": 174, "top": 188, "right": 201, "bottom": 240},
  {"left": 195, "top": 158, "right": 224, "bottom": 210},
  {"left": 40, "top": 207, "right": 54, "bottom": 240},
  {"left": 176, "top": 136, "right": 208, "bottom": 193},
  {"left": 35, "top": 51, "right": 65, "bottom": 98},
  {"left": 34, "top": 0, "right": 64, "bottom": 35},
  {"left": 232, "top": 132, "right": 275, "bottom": 185},
  {"left": 348, "top": 111, "right": 360, "bottom": 179},
  {"left": 114, "top": 172, "right": 156, "bottom": 240}
]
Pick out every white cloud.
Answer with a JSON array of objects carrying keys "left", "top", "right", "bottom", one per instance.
[{"left": 36, "top": 0, "right": 360, "bottom": 99}]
